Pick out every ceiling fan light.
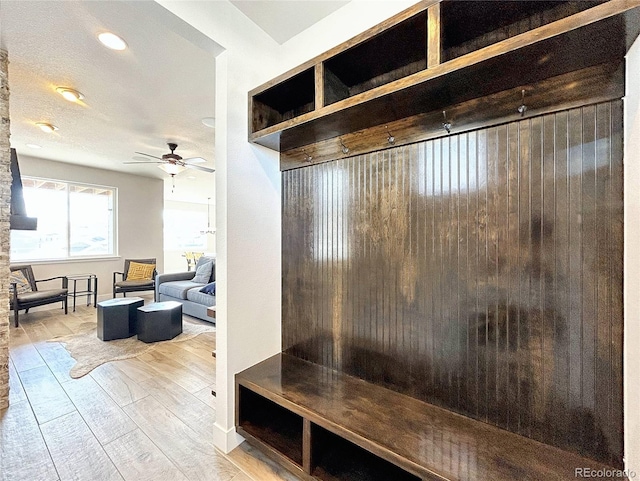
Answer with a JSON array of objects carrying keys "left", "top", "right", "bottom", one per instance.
[
  {"left": 36, "top": 122, "right": 58, "bottom": 133},
  {"left": 98, "top": 32, "right": 128, "bottom": 51},
  {"left": 158, "top": 163, "right": 186, "bottom": 175},
  {"left": 56, "top": 87, "right": 84, "bottom": 102}
]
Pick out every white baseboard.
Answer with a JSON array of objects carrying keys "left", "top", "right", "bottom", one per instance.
[{"left": 212, "top": 422, "right": 244, "bottom": 454}]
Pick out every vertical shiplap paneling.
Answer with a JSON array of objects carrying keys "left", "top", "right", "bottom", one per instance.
[
  {"left": 541, "top": 112, "right": 556, "bottom": 444},
  {"left": 281, "top": 101, "right": 623, "bottom": 467},
  {"left": 554, "top": 109, "right": 571, "bottom": 449},
  {"left": 567, "top": 106, "right": 584, "bottom": 433},
  {"left": 506, "top": 121, "right": 519, "bottom": 432},
  {"left": 582, "top": 105, "right": 597, "bottom": 423},
  {"left": 518, "top": 117, "right": 532, "bottom": 436},
  {"left": 610, "top": 99, "right": 624, "bottom": 468}
]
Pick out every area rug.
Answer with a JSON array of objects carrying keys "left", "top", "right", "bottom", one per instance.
[{"left": 49, "top": 321, "right": 215, "bottom": 378}]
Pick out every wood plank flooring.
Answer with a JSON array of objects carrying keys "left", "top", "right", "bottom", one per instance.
[{"left": 0, "top": 298, "right": 301, "bottom": 481}]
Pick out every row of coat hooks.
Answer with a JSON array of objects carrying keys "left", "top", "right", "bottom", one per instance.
[{"left": 302, "top": 90, "right": 529, "bottom": 163}]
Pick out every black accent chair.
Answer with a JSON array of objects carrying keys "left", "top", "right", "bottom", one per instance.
[
  {"left": 9, "top": 265, "right": 68, "bottom": 327},
  {"left": 113, "top": 258, "right": 157, "bottom": 300}
]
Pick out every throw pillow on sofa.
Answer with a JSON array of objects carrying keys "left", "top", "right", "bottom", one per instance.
[
  {"left": 200, "top": 282, "right": 216, "bottom": 295},
  {"left": 192, "top": 261, "right": 213, "bottom": 284}
]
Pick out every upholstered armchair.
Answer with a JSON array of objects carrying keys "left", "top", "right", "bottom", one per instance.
[
  {"left": 113, "top": 258, "right": 157, "bottom": 300},
  {"left": 9, "top": 265, "right": 68, "bottom": 327}
]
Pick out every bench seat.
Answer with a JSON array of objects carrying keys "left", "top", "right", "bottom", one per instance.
[{"left": 236, "top": 353, "right": 624, "bottom": 481}]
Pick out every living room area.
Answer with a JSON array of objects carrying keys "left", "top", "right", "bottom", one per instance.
[
  {"left": 0, "top": 0, "right": 296, "bottom": 479},
  {"left": 4, "top": 1, "right": 640, "bottom": 481}
]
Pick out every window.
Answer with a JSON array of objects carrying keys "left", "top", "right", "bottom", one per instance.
[
  {"left": 10, "top": 178, "right": 116, "bottom": 261},
  {"left": 163, "top": 208, "right": 207, "bottom": 251}
]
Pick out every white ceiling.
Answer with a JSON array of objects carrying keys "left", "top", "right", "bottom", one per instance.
[
  {"left": 230, "top": 1, "right": 350, "bottom": 44},
  {"left": 0, "top": 0, "right": 349, "bottom": 204},
  {"left": 0, "top": 0, "right": 221, "bottom": 203}
]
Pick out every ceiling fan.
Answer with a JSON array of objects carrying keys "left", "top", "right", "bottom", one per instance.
[{"left": 125, "top": 142, "right": 215, "bottom": 175}]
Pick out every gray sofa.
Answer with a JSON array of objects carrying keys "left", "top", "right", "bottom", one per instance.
[{"left": 155, "top": 256, "right": 216, "bottom": 323}]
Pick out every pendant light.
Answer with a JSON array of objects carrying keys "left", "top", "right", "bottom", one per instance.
[{"left": 200, "top": 197, "right": 215, "bottom": 235}]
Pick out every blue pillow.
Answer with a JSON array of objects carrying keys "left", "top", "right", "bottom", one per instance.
[{"left": 200, "top": 281, "right": 216, "bottom": 295}]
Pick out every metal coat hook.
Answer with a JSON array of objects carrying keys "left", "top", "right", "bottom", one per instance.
[
  {"left": 517, "top": 90, "right": 528, "bottom": 117},
  {"left": 302, "top": 149, "right": 313, "bottom": 162},
  {"left": 340, "top": 138, "right": 350, "bottom": 155},
  {"left": 442, "top": 111, "right": 452, "bottom": 134},
  {"left": 386, "top": 126, "right": 395, "bottom": 145}
]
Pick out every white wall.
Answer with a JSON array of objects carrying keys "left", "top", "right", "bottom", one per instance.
[
  {"left": 15, "top": 154, "right": 164, "bottom": 298},
  {"left": 157, "top": 0, "right": 284, "bottom": 452},
  {"left": 157, "top": 0, "right": 422, "bottom": 453},
  {"left": 625, "top": 36, "right": 640, "bottom": 474}
]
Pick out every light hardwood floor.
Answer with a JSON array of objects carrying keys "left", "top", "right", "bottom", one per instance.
[{"left": 0, "top": 297, "right": 301, "bottom": 481}]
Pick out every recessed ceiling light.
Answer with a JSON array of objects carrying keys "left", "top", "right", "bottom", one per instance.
[
  {"left": 56, "top": 87, "right": 84, "bottom": 102},
  {"left": 26, "top": 143, "right": 42, "bottom": 149},
  {"left": 35, "top": 122, "right": 58, "bottom": 133},
  {"left": 98, "top": 32, "right": 127, "bottom": 51},
  {"left": 201, "top": 117, "right": 216, "bottom": 128}
]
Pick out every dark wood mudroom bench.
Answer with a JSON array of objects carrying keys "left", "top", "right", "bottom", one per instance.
[{"left": 236, "top": 353, "right": 624, "bottom": 481}]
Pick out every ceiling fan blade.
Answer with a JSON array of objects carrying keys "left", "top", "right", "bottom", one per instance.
[
  {"left": 186, "top": 164, "right": 215, "bottom": 173},
  {"left": 183, "top": 157, "right": 207, "bottom": 164},
  {"left": 134, "top": 151, "right": 163, "bottom": 160}
]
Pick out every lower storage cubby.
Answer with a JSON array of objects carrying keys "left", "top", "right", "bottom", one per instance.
[
  {"left": 237, "top": 354, "right": 625, "bottom": 481},
  {"left": 238, "top": 386, "right": 304, "bottom": 466},
  {"left": 310, "top": 424, "right": 420, "bottom": 481}
]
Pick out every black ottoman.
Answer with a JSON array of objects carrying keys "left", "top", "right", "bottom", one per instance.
[
  {"left": 97, "top": 297, "right": 144, "bottom": 341},
  {"left": 137, "top": 301, "right": 183, "bottom": 343}
]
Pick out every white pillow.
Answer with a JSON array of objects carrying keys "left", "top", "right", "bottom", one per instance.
[{"left": 192, "top": 261, "right": 213, "bottom": 284}]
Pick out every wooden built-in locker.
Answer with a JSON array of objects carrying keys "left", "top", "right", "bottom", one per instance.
[{"left": 240, "top": 1, "right": 640, "bottom": 479}]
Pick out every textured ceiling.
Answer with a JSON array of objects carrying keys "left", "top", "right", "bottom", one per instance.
[
  {"left": 230, "top": 0, "right": 350, "bottom": 44},
  {"left": 0, "top": 0, "right": 221, "bottom": 203}
]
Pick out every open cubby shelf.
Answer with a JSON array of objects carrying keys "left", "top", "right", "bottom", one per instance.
[
  {"left": 248, "top": 0, "right": 640, "bottom": 155},
  {"left": 310, "top": 425, "right": 420, "bottom": 481},
  {"left": 252, "top": 68, "right": 315, "bottom": 132},
  {"left": 440, "top": 0, "right": 606, "bottom": 61},
  {"left": 323, "top": 11, "right": 427, "bottom": 106},
  {"left": 236, "top": 353, "right": 624, "bottom": 481},
  {"left": 238, "top": 386, "right": 304, "bottom": 466}
]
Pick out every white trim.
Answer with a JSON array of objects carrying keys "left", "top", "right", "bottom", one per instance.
[
  {"left": 212, "top": 422, "right": 244, "bottom": 454},
  {"left": 12, "top": 256, "right": 122, "bottom": 265}
]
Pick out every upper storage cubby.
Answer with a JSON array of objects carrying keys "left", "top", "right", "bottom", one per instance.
[
  {"left": 441, "top": 0, "right": 607, "bottom": 61},
  {"left": 251, "top": 67, "right": 315, "bottom": 132},
  {"left": 248, "top": 0, "right": 640, "bottom": 157},
  {"left": 323, "top": 11, "right": 427, "bottom": 106}
]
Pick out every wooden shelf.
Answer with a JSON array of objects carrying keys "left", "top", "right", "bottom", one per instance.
[
  {"left": 236, "top": 353, "right": 624, "bottom": 481},
  {"left": 440, "top": 0, "right": 606, "bottom": 61},
  {"left": 251, "top": 67, "right": 315, "bottom": 132},
  {"left": 248, "top": 0, "right": 640, "bottom": 156},
  {"left": 323, "top": 11, "right": 427, "bottom": 106},
  {"left": 238, "top": 385, "right": 304, "bottom": 466},
  {"left": 310, "top": 425, "right": 420, "bottom": 481}
]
